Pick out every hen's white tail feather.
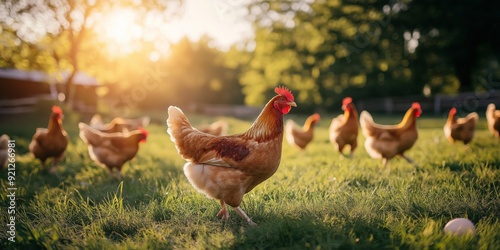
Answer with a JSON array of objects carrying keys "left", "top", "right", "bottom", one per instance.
[
  {"left": 166, "top": 106, "right": 194, "bottom": 146},
  {"left": 467, "top": 112, "right": 479, "bottom": 122},
  {"left": 285, "top": 119, "right": 297, "bottom": 133},
  {"left": 90, "top": 114, "right": 103, "bottom": 127},
  {"left": 359, "top": 111, "right": 374, "bottom": 136},
  {"left": 78, "top": 122, "right": 102, "bottom": 145}
]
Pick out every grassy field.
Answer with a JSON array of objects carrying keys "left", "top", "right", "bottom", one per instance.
[{"left": 1, "top": 102, "right": 499, "bottom": 249}]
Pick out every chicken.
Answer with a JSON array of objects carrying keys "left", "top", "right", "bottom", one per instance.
[
  {"left": 360, "top": 102, "right": 422, "bottom": 167},
  {"left": 329, "top": 97, "right": 359, "bottom": 158},
  {"left": 486, "top": 103, "right": 500, "bottom": 138},
  {"left": 166, "top": 86, "right": 296, "bottom": 226},
  {"left": 78, "top": 122, "right": 148, "bottom": 179},
  {"left": 197, "top": 120, "right": 229, "bottom": 136},
  {"left": 0, "top": 134, "right": 10, "bottom": 171},
  {"left": 90, "top": 114, "right": 150, "bottom": 133},
  {"left": 285, "top": 113, "right": 320, "bottom": 150},
  {"left": 444, "top": 108, "right": 479, "bottom": 144},
  {"left": 89, "top": 113, "right": 104, "bottom": 127},
  {"left": 29, "top": 106, "right": 69, "bottom": 172}
]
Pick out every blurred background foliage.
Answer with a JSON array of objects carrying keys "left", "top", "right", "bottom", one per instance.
[{"left": 0, "top": 0, "right": 499, "bottom": 111}]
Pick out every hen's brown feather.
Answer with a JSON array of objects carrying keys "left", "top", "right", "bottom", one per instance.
[
  {"left": 360, "top": 105, "right": 420, "bottom": 164},
  {"left": 79, "top": 122, "right": 146, "bottom": 174},
  {"left": 166, "top": 91, "right": 296, "bottom": 225},
  {"left": 90, "top": 115, "right": 150, "bottom": 133},
  {"left": 29, "top": 112, "right": 69, "bottom": 167},
  {"left": 167, "top": 103, "right": 284, "bottom": 174},
  {"left": 486, "top": 104, "right": 500, "bottom": 138},
  {"left": 444, "top": 110, "right": 478, "bottom": 144},
  {"left": 285, "top": 113, "right": 320, "bottom": 150},
  {"left": 330, "top": 103, "right": 358, "bottom": 155}
]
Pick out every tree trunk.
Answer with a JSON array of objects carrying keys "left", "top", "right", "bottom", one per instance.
[
  {"left": 455, "top": 32, "right": 478, "bottom": 93},
  {"left": 64, "top": 69, "right": 77, "bottom": 107},
  {"left": 455, "top": 55, "right": 474, "bottom": 93}
]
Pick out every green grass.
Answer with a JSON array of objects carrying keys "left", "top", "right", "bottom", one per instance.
[{"left": 1, "top": 103, "right": 499, "bottom": 249}]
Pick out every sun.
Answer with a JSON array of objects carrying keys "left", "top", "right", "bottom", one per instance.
[{"left": 96, "top": 8, "right": 141, "bottom": 50}]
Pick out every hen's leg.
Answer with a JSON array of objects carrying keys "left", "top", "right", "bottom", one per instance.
[
  {"left": 40, "top": 159, "right": 46, "bottom": 169},
  {"left": 217, "top": 200, "right": 229, "bottom": 221},
  {"left": 349, "top": 146, "right": 355, "bottom": 159},
  {"left": 400, "top": 154, "right": 414, "bottom": 164},
  {"left": 337, "top": 144, "right": 346, "bottom": 159},
  {"left": 107, "top": 168, "right": 115, "bottom": 179},
  {"left": 116, "top": 169, "right": 122, "bottom": 180},
  {"left": 350, "top": 142, "right": 357, "bottom": 159},
  {"left": 233, "top": 206, "right": 257, "bottom": 227},
  {"left": 50, "top": 157, "right": 61, "bottom": 173},
  {"left": 382, "top": 158, "right": 388, "bottom": 167}
]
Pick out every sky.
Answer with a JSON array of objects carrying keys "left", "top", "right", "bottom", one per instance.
[{"left": 162, "top": 0, "right": 253, "bottom": 50}]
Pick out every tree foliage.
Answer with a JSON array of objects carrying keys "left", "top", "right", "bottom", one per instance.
[
  {"left": 2, "top": 0, "right": 499, "bottom": 110},
  {"left": 100, "top": 37, "right": 245, "bottom": 111},
  {"left": 0, "top": 0, "right": 178, "bottom": 105},
  {"left": 241, "top": 0, "right": 500, "bottom": 109}
]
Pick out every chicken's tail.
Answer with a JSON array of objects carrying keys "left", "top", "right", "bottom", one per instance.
[
  {"left": 0, "top": 134, "right": 9, "bottom": 149},
  {"left": 166, "top": 106, "right": 195, "bottom": 147},
  {"left": 285, "top": 119, "right": 297, "bottom": 134},
  {"left": 359, "top": 111, "right": 375, "bottom": 136},
  {"left": 78, "top": 122, "right": 102, "bottom": 146},
  {"left": 140, "top": 116, "right": 151, "bottom": 127},
  {"left": 464, "top": 112, "right": 479, "bottom": 125},
  {"left": 208, "top": 120, "right": 229, "bottom": 136},
  {"left": 123, "top": 116, "right": 151, "bottom": 128},
  {"left": 284, "top": 119, "right": 297, "bottom": 146},
  {"left": 89, "top": 114, "right": 103, "bottom": 127},
  {"left": 486, "top": 103, "right": 497, "bottom": 119}
]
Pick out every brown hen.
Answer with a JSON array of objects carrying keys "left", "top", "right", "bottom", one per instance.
[{"left": 167, "top": 86, "right": 296, "bottom": 226}]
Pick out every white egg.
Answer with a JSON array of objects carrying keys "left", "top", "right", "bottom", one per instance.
[{"left": 444, "top": 218, "right": 476, "bottom": 236}]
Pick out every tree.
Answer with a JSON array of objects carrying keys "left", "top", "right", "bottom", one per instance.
[
  {"left": 0, "top": 0, "right": 179, "bottom": 107},
  {"left": 394, "top": 0, "right": 500, "bottom": 92},
  {"left": 242, "top": 0, "right": 412, "bottom": 110},
  {"left": 241, "top": 0, "right": 500, "bottom": 109},
  {"left": 155, "top": 37, "right": 245, "bottom": 107},
  {"left": 97, "top": 37, "right": 245, "bottom": 113}
]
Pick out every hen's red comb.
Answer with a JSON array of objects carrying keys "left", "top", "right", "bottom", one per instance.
[
  {"left": 138, "top": 127, "right": 148, "bottom": 143},
  {"left": 139, "top": 127, "right": 149, "bottom": 137},
  {"left": 52, "top": 105, "right": 63, "bottom": 115},
  {"left": 342, "top": 97, "right": 353, "bottom": 106},
  {"left": 274, "top": 86, "right": 294, "bottom": 102},
  {"left": 412, "top": 102, "right": 421, "bottom": 110}
]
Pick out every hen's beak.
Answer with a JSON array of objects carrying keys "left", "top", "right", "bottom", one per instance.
[{"left": 288, "top": 101, "right": 297, "bottom": 107}]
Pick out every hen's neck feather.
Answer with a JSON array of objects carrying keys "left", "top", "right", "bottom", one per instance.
[
  {"left": 342, "top": 106, "right": 358, "bottom": 125},
  {"left": 447, "top": 112, "right": 457, "bottom": 125},
  {"left": 48, "top": 113, "right": 63, "bottom": 134},
  {"left": 243, "top": 99, "right": 283, "bottom": 142},
  {"left": 396, "top": 108, "right": 417, "bottom": 129},
  {"left": 303, "top": 116, "right": 317, "bottom": 131}
]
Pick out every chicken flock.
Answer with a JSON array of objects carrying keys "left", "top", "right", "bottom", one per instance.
[{"left": 1, "top": 86, "right": 499, "bottom": 226}]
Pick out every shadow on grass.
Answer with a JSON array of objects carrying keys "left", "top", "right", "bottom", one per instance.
[{"left": 226, "top": 211, "right": 391, "bottom": 249}]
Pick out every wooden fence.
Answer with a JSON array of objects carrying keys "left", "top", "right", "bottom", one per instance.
[
  {"left": 1, "top": 91, "right": 499, "bottom": 117},
  {"left": 0, "top": 96, "right": 40, "bottom": 115},
  {"left": 0, "top": 95, "right": 96, "bottom": 115},
  {"left": 357, "top": 90, "right": 500, "bottom": 115}
]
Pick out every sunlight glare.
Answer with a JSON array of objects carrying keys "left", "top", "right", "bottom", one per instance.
[{"left": 99, "top": 8, "right": 140, "bottom": 46}]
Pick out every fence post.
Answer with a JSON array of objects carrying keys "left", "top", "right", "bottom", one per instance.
[
  {"left": 384, "top": 97, "right": 393, "bottom": 115},
  {"left": 434, "top": 95, "right": 441, "bottom": 115}
]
